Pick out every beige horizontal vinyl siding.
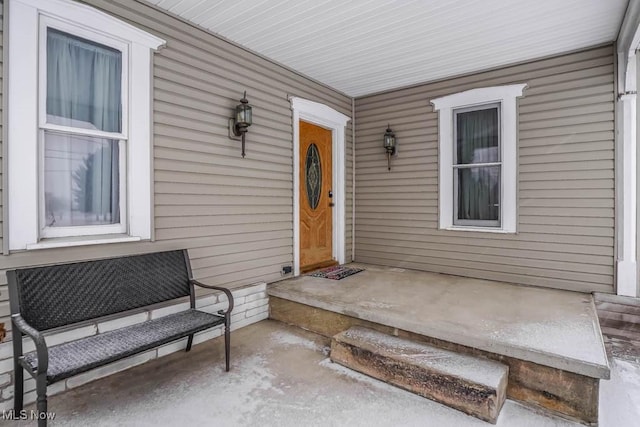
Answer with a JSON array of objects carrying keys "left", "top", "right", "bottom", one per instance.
[
  {"left": 354, "top": 45, "right": 615, "bottom": 293},
  {"left": 0, "top": 1, "right": 4, "bottom": 329},
  {"left": 0, "top": 1, "right": 4, "bottom": 254},
  {"left": 0, "top": 0, "right": 353, "bottom": 335}
]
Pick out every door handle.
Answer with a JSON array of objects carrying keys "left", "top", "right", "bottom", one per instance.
[{"left": 328, "top": 190, "right": 334, "bottom": 207}]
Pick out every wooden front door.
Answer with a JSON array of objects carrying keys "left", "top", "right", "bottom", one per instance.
[{"left": 300, "top": 121, "right": 335, "bottom": 272}]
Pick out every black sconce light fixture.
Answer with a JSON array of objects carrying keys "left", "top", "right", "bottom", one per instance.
[
  {"left": 229, "top": 91, "right": 253, "bottom": 158},
  {"left": 383, "top": 124, "right": 396, "bottom": 171}
]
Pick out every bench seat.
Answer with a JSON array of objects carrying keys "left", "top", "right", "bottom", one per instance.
[
  {"left": 9, "top": 250, "right": 234, "bottom": 426},
  {"left": 21, "top": 309, "right": 225, "bottom": 384}
]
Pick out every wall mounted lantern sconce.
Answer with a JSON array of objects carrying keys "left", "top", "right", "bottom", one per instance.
[
  {"left": 383, "top": 124, "right": 396, "bottom": 171},
  {"left": 229, "top": 91, "right": 253, "bottom": 158}
]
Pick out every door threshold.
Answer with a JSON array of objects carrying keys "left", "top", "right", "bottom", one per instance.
[{"left": 300, "top": 260, "right": 339, "bottom": 274}]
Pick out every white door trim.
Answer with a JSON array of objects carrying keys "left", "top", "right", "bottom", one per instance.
[{"left": 290, "top": 97, "right": 350, "bottom": 276}]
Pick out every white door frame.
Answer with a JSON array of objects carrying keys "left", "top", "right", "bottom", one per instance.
[{"left": 290, "top": 97, "right": 350, "bottom": 276}]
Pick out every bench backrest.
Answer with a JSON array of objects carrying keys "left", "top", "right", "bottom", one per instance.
[{"left": 7, "top": 250, "right": 193, "bottom": 331}]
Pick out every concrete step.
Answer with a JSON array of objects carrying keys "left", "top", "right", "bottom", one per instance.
[{"left": 331, "top": 326, "right": 509, "bottom": 424}]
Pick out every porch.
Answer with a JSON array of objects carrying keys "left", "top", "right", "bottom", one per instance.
[
  {"left": 9, "top": 320, "right": 638, "bottom": 427},
  {"left": 268, "top": 264, "right": 610, "bottom": 424},
  {"left": 1, "top": 0, "right": 640, "bottom": 424}
]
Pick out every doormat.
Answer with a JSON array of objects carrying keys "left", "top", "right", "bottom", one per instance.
[{"left": 308, "top": 265, "right": 364, "bottom": 280}]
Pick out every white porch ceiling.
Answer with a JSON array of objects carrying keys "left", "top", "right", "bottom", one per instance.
[{"left": 147, "top": 0, "right": 629, "bottom": 97}]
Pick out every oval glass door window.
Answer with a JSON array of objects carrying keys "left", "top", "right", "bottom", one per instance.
[{"left": 305, "top": 143, "right": 322, "bottom": 210}]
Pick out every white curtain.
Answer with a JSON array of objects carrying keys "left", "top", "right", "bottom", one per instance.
[
  {"left": 44, "top": 29, "right": 121, "bottom": 227},
  {"left": 456, "top": 108, "right": 500, "bottom": 222}
]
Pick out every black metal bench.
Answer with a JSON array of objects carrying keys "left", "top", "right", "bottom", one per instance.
[{"left": 7, "top": 250, "right": 234, "bottom": 426}]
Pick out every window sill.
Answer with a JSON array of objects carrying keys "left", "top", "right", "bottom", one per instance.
[
  {"left": 26, "top": 234, "right": 141, "bottom": 250},
  {"left": 442, "top": 226, "right": 516, "bottom": 234}
]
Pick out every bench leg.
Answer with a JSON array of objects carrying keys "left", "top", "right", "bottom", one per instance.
[
  {"left": 224, "top": 318, "right": 231, "bottom": 372},
  {"left": 13, "top": 363, "right": 23, "bottom": 412},
  {"left": 185, "top": 334, "right": 194, "bottom": 352},
  {"left": 36, "top": 373, "right": 47, "bottom": 427},
  {"left": 12, "top": 324, "right": 24, "bottom": 413}
]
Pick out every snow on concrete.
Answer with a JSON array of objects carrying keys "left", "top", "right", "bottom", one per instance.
[
  {"left": 320, "top": 355, "right": 577, "bottom": 427},
  {"left": 9, "top": 320, "right": 636, "bottom": 427},
  {"left": 338, "top": 326, "right": 507, "bottom": 388},
  {"left": 357, "top": 301, "right": 395, "bottom": 309},
  {"left": 488, "top": 317, "right": 608, "bottom": 369},
  {"left": 269, "top": 264, "right": 610, "bottom": 378},
  {"left": 269, "top": 330, "right": 324, "bottom": 352},
  {"left": 599, "top": 358, "right": 640, "bottom": 427}
]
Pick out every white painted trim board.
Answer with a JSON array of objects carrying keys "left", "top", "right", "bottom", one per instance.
[{"left": 290, "top": 97, "right": 350, "bottom": 276}]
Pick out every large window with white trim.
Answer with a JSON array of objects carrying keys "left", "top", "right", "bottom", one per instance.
[
  {"left": 8, "top": 0, "right": 164, "bottom": 250},
  {"left": 41, "top": 24, "right": 127, "bottom": 238},
  {"left": 431, "top": 84, "right": 526, "bottom": 233}
]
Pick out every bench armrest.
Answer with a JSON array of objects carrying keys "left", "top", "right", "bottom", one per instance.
[
  {"left": 12, "top": 314, "right": 49, "bottom": 373},
  {"left": 190, "top": 280, "right": 234, "bottom": 315}
]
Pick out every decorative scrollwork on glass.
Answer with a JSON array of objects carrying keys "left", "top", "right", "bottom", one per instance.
[{"left": 305, "top": 143, "right": 322, "bottom": 210}]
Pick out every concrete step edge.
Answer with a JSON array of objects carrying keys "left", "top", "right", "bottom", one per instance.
[{"left": 331, "top": 326, "right": 509, "bottom": 424}]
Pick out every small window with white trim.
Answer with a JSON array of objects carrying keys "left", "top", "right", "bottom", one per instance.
[
  {"left": 8, "top": 0, "right": 165, "bottom": 250},
  {"left": 453, "top": 103, "right": 501, "bottom": 228},
  {"left": 431, "top": 84, "right": 526, "bottom": 233}
]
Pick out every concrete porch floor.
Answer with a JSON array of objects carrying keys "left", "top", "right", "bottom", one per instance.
[
  {"left": 268, "top": 263, "right": 610, "bottom": 379},
  {"left": 11, "top": 320, "right": 640, "bottom": 426}
]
